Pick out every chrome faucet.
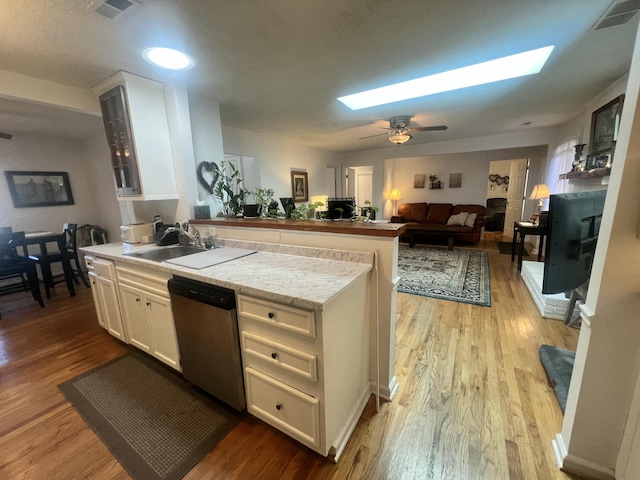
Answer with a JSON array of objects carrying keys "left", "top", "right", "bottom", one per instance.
[{"left": 179, "top": 223, "right": 202, "bottom": 247}]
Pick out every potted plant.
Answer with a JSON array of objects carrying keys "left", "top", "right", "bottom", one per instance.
[
  {"left": 429, "top": 175, "right": 443, "bottom": 189},
  {"left": 290, "top": 200, "right": 325, "bottom": 220},
  {"left": 213, "top": 160, "right": 249, "bottom": 216},
  {"left": 352, "top": 200, "right": 379, "bottom": 222},
  {"left": 250, "top": 187, "right": 275, "bottom": 218}
]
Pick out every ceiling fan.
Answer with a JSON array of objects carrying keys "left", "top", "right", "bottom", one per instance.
[{"left": 359, "top": 115, "right": 447, "bottom": 145}]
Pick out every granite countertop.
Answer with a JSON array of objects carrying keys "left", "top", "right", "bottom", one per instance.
[{"left": 81, "top": 241, "right": 373, "bottom": 311}]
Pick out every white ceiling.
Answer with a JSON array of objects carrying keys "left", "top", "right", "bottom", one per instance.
[{"left": 0, "top": 0, "right": 637, "bottom": 152}]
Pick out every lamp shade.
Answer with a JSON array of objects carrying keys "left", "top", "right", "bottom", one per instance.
[
  {"left": 388, "top": 131, "right": 412, "bottom": 144},
  {"left": 389, "top": 189, "right": 402, "bottom": 201},
  {"left": 310, "top": 195, "right": 328, "bottom": 211},
  {"left": 529, "top": 184, "right": 550, "bottom": 200}
]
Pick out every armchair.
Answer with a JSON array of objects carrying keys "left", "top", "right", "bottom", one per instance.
[{"left": 485, "top": 198, "right": 507, "bottom": 232}]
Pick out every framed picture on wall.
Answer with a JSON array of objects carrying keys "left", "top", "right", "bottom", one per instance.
[
  {"left": 414, "top": 174, "right": 426, "bottom": 188},
  {"left": 4, "top": 171, "right": 75, "bottom": 208},
  {"left": 291, "top": 171, "right": 308, "bottom": 202},
  {"left": 449, "top": 172, "right": 462, "bottom": 188},
  {"left": 590, "top": 94, "right": 624, "bottom": 155}
]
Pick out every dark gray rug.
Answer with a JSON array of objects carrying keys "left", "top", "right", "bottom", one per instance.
[
  {"left": 397, "top": 245, "right": 491, "bottom": 306},
  {"left": 497, "top": 241, "right": 529, "bottom": 256},
  {"left": 58, "top": 350, "right": 240, "bottom": 480},
  {"left": 539, "top": 345, "right": 575, "bottom": 413}
]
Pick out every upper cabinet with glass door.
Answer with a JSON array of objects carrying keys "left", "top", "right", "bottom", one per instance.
[{"left": 94, "top": 72, "right": 178, "bottom": 201}]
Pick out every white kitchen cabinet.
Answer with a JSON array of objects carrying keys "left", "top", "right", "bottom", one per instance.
[
  {"left": 237, "top": 274, "right": 370, "bottom": 460},
  {"left": 119, "top": 283, "right": 153, "bottom": 353},
  {"left": 116, "top": 264, "right": 180, "bottom": 370},
  {"left": 85, "top": 256, "right": 126, "bottom": 342},
  {"left": 93, "top": 71, "right": 178, "bottom": 201}
]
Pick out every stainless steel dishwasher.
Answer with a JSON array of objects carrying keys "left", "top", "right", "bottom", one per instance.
[{"left": 168, "top": 275, "right": 245, "bottom": 411}]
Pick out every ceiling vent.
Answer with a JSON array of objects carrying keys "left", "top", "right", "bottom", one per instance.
[
  {"left": 89, "top": 0, "right": 139, "bottom": 19},
  {"left": 591, "top": 0, "right": 640, "bottom": 30}
]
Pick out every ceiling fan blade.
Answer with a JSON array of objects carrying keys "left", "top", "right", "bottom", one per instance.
[
  {"left": 0, "top": 132, "right": 13, "bottom": 140},
  {"left": 410, "top": 125, "right": 448, "bottom": 132},
  {"left": 359, "top": 132, "right": 392, "bottom": 140}
]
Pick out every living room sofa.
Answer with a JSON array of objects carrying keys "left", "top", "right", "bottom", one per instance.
[{"left": 390, "top": 202, "right": 486, "bottom": 249}]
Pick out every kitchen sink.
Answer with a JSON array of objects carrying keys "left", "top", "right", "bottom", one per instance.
[{"left": 124, "top": 245, "right": 206, "bottom": 262}]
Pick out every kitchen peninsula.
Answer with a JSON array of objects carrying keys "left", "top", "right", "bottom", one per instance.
[
  {"left": 81, "top": 239, "right": 373, "bottom": 460},
  {"left": 192, "top": 218, "right": 406, "bottom": 402}
]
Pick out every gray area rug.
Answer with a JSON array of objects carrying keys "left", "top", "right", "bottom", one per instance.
[
  {"left": 397, "top": 245, "right": 491, "bottom": 306},
  {"left": 58, "top": 350, "right": 240, "bottom": 480},
  {"left": 539, "top": 344, "right": 575, "bottom": 413}
]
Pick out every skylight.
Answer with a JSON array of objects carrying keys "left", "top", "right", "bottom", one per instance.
[
  {"left": 142, "top": 47, "right": 194, "bottom": 70},
  {"left": 337, "top": 46, "right": 555, "bottom": 110}
]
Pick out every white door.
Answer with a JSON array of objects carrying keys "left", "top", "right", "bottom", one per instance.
[{"left": 503, "top": 158, "right": 529, "bottom": 239}]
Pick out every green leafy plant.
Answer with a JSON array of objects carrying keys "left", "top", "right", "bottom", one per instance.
[
  {"left": 290, "top": 201, "right": 325, "bottom": 220},
  {"left": 352, "top": 200, "right": 379, "bottom": 221},
  {"left": 251, "top": 187, "right": 275, "bottom": 218},
  {"left": 213, "top": 160, "right": 249, "bottom": 216}
]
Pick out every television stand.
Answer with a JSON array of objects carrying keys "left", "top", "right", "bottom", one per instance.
[{"left": 565, "top": 281, "right": 589, "bottom": 326}]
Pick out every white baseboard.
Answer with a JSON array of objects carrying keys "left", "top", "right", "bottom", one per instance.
[
  {"left": 370, "top": 375, "right": 399, "bottom": 401},
  {"left": 551, "top": 433, "right": 567, "bottom": 468}
]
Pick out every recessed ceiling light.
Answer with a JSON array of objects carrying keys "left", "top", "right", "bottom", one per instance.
[
  {"left": 142, "top": 47, "right": 194, "bottom": 70},
  {"left": 337, "top": 46, "right": 555, "bottom": 110}
]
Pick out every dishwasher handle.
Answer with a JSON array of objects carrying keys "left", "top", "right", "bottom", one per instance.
[{"left": 168, "top": 276, "right": 236, "bottom": 310}]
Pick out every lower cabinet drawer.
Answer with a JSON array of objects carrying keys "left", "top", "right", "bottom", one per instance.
[
  {"left": 241, "top": 331, "right": 317, "bottom": 381},
  {"left": 245, "top": 367, "right": 320, "bottom": 448},
  {"left": 237, "top": 294, "right": 315, "bottom": 338}
]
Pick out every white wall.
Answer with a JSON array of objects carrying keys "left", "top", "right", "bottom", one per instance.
[
  {"left": 221, "top": 125, "right": 339, "bottom": 205},
  {"left": 0, "top": 132, "right": 119, "bottom": 241}
]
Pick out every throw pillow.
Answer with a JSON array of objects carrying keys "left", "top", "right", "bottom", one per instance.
[
  {"left": 446, "top": 212, "right": 468, "bottom": 226},
  {"left": 463, "top": 212, "right": 477, "bottom": 227}
]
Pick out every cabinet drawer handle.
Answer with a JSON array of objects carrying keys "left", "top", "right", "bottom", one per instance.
[
  {"left": 275, "top": 404, "right": 282, "bottom": 411},
  {"left": 268, "top": 312, "right": 275, "bottom": 319},
  {"left": 136, "top": 298, "right": 140, "bottom": 302},
  {"left": 271, "top": 352, "right": 277, "bottom": 359},
  {"left": 146, "top": 302, "right": 151, "bottom": 307}
]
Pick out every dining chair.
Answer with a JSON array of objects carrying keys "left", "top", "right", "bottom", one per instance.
[
  {"left": 63, "top": 223, "right": 90, "bottom": 288},
  {"left": 1, "top": 230, "right": 45, "bottom": 318},
  {"left": 27, "top": 228, "right": 77, "bottom": 299}
]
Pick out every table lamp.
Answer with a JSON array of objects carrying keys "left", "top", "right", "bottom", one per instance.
[
  {"left": 529, "top": 184, "right": 550, "bottom": 212},
  {"left": 310, "top": 195, "right": 328, "bottom": 219},
  {"left": 389, "top": 189, "right": 402, "bottom": 215}
]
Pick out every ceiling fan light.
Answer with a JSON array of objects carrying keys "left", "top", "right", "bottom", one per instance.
[{"left": 389, "top": 131, "right": 412, "bottom": 144}]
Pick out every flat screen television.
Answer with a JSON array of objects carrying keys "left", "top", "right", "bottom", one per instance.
[
  {"left": 542, "top": 190, "right": 607, "bottom": 294},
  {"left": 279, "top": 197, "right": 295, "bottom": 218},
  {"left": 327, "top": 197, "right": 355, "bottom": 219}
]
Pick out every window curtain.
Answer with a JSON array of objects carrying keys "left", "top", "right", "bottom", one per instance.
[{"left": 544, "top": 138, "right": 577, "bottom": 195}]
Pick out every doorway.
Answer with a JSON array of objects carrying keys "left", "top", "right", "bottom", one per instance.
[
  {"left": 502, "top": 158, "right": 529, "bottom": 239},
  {"left": 346, "top": 166, "right": 373, "bottom": 207}
]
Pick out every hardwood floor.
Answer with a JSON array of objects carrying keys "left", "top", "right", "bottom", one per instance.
[{"left": 0, "top": 238, "right": 580, "bottom": 479}]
